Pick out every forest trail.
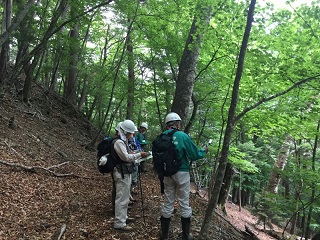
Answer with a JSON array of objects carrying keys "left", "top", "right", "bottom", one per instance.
[{"left": 0, "top": 83, "right": 290, "bottom": 239}]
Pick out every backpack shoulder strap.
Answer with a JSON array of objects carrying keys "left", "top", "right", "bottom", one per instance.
[
  {"left": 167, "top": 128, "right": 179, "bottom": 137},
  {"left": 169, "top": 128, "right": 181, "bottom": 160},
  {"left": 110, "top": 137, "right": 126, "bottom": 179},
  {"left": 110, "top": 137, "right": 120, "bottom": 160}
]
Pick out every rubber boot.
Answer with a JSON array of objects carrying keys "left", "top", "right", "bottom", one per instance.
[
  {"left": 160, "top": 216, "right": 171, "bottom": 240},
  {"left": 181, "top": 217, "right": 193, "bottom": 240}
]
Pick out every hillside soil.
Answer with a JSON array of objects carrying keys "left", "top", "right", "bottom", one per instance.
[{"left": 0, "top": 83, "right": 292, "bottom": 240}]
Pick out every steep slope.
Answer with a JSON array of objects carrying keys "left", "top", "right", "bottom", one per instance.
[{"left": 0, "top": 83, "right": 285, "bottom": 240}]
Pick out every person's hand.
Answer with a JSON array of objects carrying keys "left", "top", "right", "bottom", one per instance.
[{"left": 140, "top": 152, "right": 148, "bottom": 158}]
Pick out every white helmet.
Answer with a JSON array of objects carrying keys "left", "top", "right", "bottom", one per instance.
[
  {"left": 140, "top": 122, "right": 148, "bottom": 129},
  {"left": 165, "top": 112, "right": 181, "bottom": 124},
  {"left": 115, "top": 121, "right": 123, "bottom": 131},
  {"left": 120, "top": 120, "right": 136, "bottom": 134}
]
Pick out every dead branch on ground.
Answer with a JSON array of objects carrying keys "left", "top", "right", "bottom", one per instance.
[
  {"left": 51, "top": 224, "right": 67, "bottom": 240},
  {"left": 0, "top": 159, "right": 89, "bottom": 178}
]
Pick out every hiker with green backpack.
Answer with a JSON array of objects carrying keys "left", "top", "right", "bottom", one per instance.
[{"left": 153, "top": 112, "right": 208, "bottom": 240}]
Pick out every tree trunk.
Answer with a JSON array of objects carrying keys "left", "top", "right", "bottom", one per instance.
[
  {"left": 171, "top": 3, "right": 212, "bottom": 124},
  {"left": 22, "top": 53, "right": 40, "bottom": 103},
  {"left": 267, "top": 135, "right": 294, "bottom": 193},
  {"left": 126, "top": 30, "right": 134, "bottom": 119},
  {"left": 290, "top": 201, "right": 298, "bottom": 234},
  {"left": 0, "top": 0, "right": 34, "bottom": 46},
  {"left": 48, "top": 2, "right": 68, "bottom": 94},
  {"left": 218, "top": 163, "right": 234, "bottom": 212},
  {"left": 85, "top": 95, "right": 98, "bottom": 121},
  {"left": 64, "top": 1, "right": 79, "bottom": 105},
  {"left": 0, "top": 0, "right": 12, "bottom": 88},
  {"left": 138, "top": 87, "right": 143, "bottom": 125},
  {"left": 64, "top": 22, "right": 79, "bottom": 105},
  {"left": 152, "top": 60, "right": 164, "bottom": 130},
  {"left": 199, "top": 1, "right": 256, "bottom": 238},
  {"left": 49, "top": 58, "right": 60, "bottom": 93},
  {"left": 14, "top": 0, "right": 32, "bottom": 81},
  {"left": 78, "top": 76, "right": 88, "bottom": 110}
]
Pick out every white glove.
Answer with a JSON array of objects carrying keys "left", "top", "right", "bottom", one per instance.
[{"left": 99, "top": 155, "right": 108, "bottom": 166}]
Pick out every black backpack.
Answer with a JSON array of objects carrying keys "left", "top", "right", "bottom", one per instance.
[
  {"left": 96, "top": 137, "right": 121, "bottom": 174},
  {"left": 152, "top": 129, "right": 180, "bottom": 176}
]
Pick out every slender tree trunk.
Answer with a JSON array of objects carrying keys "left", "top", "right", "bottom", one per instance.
[
  {"left": 86, "top": 95, "right": 98, "bottom": 120},
  {"left": 290, "top": 200, "right": 298, "bottom": 234},
  {"left": 34, "top": 49, "right": 46, "bottom": 81},
  {"left": 78, "top": 77, "right": 88, "bottom": 110},
  {"left": 14, "top": 0, "right": 32, "bottom": 83},
  {"left": 100, "top": 25, "right": 110, "bottom": 66},
  {"left": 49, "top": 58, "right": 59, "bottom": 93},
  {"left": 138, "top": 88, "right": 143, "bottom": 125},
  {"left": 0, "top": 0, "right": 12, "bottom": 88},
  {"left": 22, "top": 53, "right": 41, "bottom": 103},
  {"left": 199, "top": 1, "right": 256, "bottom": 238},
  {"left": 64, "top": 1, "right": 79, "bottom": 105},
  {"left": 125, "top": 2, "right": 139, "bottom": 120},
  {"left": 151, "top": 56, "right": 164, "bottom": 130},
  {"left": 48, "top": 2, "right": 68, "bottom": 94},
  {"left": 126, "top": 30, "right": 134, "bottom": 119},
  {"left": 218, "top": 163, "right": 234, "bottom": 212},
  {"left": 282, "top": 179, "right": 290, "bottom": 197},
  {"left": 64, "top": 22, "right": 79, "bottom": 105}
]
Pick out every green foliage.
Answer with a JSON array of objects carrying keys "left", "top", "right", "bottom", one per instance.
[
  {"left": 228, "top": 144, "right": 259, "bottom": 173},
  {"left": 251, "top": 192, "right": 295, "bottom": 229}
]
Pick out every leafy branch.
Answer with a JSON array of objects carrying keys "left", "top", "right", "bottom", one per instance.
[{"left": 234, "top": 73, "right": 320, "bottom": 122}]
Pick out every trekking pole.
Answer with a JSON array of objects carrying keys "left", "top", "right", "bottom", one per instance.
[
  {"left": 138, "top": 163, "right": 146, "bottom": 225},
  {"left": 136, "top": 153, "right": 152, "bottom": 225}
]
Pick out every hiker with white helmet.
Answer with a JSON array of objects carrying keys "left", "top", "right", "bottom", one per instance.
[
  {"left": 137, "top": 122, "right": 149, "bottom": 172},
  {"left": 111, "top": 121, "right": 122, "bottom": 215},
  {"left": 159, "top": 112, "right": 208, "bottom": 240},
  {"left": 112, "top": 119, "right": 148, "bottom": 232}
]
